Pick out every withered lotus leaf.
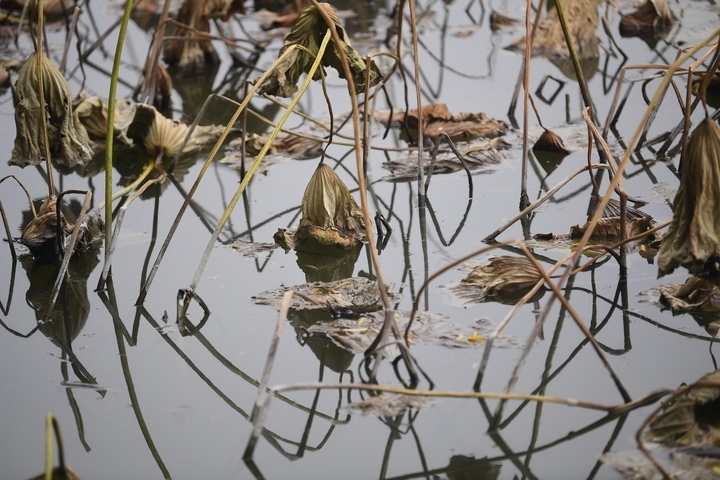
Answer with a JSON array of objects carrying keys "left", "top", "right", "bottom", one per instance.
[
  {"left": 657, "top": 275, "right": 720, "bottom": 315},
  {"left": 620, "top": 0, "right": 677, "bottom": 36},
  {"left": 658, "top": 118, "right": 720, "bottom": 279},
  {"left": 533, "top": 129, "right": 570, "bottom": 154},
  {"left": 461, "top": 256, "right": 543, "bottom": 298},
  {"left": 646, "top": 370, "right": 720, "bottom": 448},
  {"left": 570, "top": 216, "right": 659, "bottom": 243},
  {"left": 256, "top": 3, "right": 382, "bottom": 97},
  {"left": 10, "top": 52, "right": 92, "bottom": 168},
  {"left": 21, "top": 196, "right": 70, "bottom": 257},
  {"left": 163, "top": 0, "right": 220, "bottom": 75},
  {"left": 295, "top": 163, "right": 365, "bottom": 249}
]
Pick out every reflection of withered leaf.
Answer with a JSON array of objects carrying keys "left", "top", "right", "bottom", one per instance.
[
  {"left": 647, "top": 370, "right": 720, "bottom": 448},
  {"left": 374, "top": 104, "right": 508, "bottom": 140},
  {"left": 346, "top": 394, "right": 431, "bottom": 417},
  {"left": 457, "top": 256, "right": 543, "bottom": 302},
  {"left": 10, "top": 52, "right": 93, "bottom": 168},
  {"left": 657, "top": 276, "right": 720, "bottom": 316},
  {"left": 620, "top": 0, "right": 676, "bottom": 36},
  {"left": 508, "top": 0, "right": 599, "bottom": 59},
  {"left": 255, "top": 3, "right": 382, "bottom": 97},
  {"left": 570, "top": 216, "right": 659, "bottom": 243},
  {"left": 659, "top": 118, "right": 720, "bottom": 279}
]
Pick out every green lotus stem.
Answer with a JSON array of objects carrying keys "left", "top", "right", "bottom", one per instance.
[
  {"left": 186, "top": 29, "right": 333, "bottom": 291},
  {"left": 44, "top": 414, "right": 52, "bottom": 480},
  {"left": 104, "top": 0, "right": 135, "bottom": 257}
]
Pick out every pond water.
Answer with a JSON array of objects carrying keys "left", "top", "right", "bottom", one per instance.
[{"left": 1, "top": 0, "right": 719, "bottom": 479}]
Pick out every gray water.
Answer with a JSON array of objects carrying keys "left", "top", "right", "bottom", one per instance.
[{"left": 1, "top": 0, "right": 719, "bottom": 478}]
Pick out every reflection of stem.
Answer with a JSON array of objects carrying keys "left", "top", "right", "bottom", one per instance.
[
  {"left": 61, "top": 360, "right": 91, "bottom": 452},
  {"left": 113, "top": 321, "right": 171, "bottom": 479}
]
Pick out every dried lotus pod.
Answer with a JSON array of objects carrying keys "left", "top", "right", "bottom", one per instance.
[
  {"left": 659, "top": 117, "right": 720, "bottom": 279},
  {"left": 9, "top": 52, "right": 92, "bottom": 168},
  {"left": 21, "top": 196, "right": 71, "bottom": 257}
]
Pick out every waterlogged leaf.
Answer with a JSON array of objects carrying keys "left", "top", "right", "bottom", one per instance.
[
  {"left": 454, "top": 256, "right": 544, "bottom": 303},
  {"left": 252, "top": 277, "right": 393, "bottom": 315},
  {"left": 10, "top": 52, "right": 93, "bottom": 168},
  {"left": 374, "top": 104, "right": 508, "bottom": 140},
  {"left": 570, "top": 216, "right": 660, "bottom": 244},
  {"left": 382, "top": 137, "right": 508, "bottom": 182},
  {"left": 657, "top": 276, "right": 720, "bottom": 316},
  {"left": 659, "top": 118, "right": 720, "bottom": 279},
  {"left": 345, "top": 394, "right": 432, "bottom": 417},
  {"left": 255, "top": 3, "right": 382, "bottom": 97},
  {"left": 620, "top": 0, "right": 677, "bottom": 36},
  {"left": 646, "top": 370, "right": 720, "bottom": 448}
]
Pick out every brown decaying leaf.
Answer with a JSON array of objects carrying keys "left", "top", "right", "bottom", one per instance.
[
  {"left": 9, "top": 52, "right": 93, "bottom": 169},
  {"left": 490, "top": 10, "right": 520, "bottom": 31},
  {"left": 0, "top": 62, "right": 9, "bottom": 88},
  {"left": 375, "top": 103, "right": 508, "bottom": 140},
  {"left": 163, "top": 0, "right": 245, "bottom": 74},
  {"left": 115, "top": 103, "right": 223, "bottom": 157},
  {"left": 460, "top": 256, "right": 543, "bottom": 299},
  {"left": 21, "top": 196, "right": 70, "bottom": 257},
  {"left": 255, "top": 3, "right": 382, "bottom": 97},
  {"left": 533, "top": 129, "right": 570, "bottom": 154},
  {"left": 570, "top": 215, "right": 659, "bottom": 243},
  {"left": 646, "top": 370, "right": 720, "bottom": 448},
  {"left": 657, "top": 275, "right": 720, "bottom": 316},
  {"left": 620, "top": 0, "right": 677, "bottom": 36},
  {"left": 659, "top": 118, "right": 720, "bottom": 279},
  {"left": 29, "top": 465, "right": 80, "bottom": 480},
  {"left": 508, "top": 0, "right": 599, "bottom": 59}
]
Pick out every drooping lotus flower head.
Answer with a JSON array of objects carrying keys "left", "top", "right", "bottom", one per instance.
[
  {"left": 659, "top": 117, "right": 720, "bottom": 279},
  {"left": 9, "top": 52, "right": 92, "bottom": 169}
]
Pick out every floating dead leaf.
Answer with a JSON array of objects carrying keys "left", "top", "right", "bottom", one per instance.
[
  {"left": 252, "top": 277, "right": 393, "bottom": 315},
  {"left": 570, "top": 216, "right": 660, "bottom": 244},
  {"left": 382, "top": 137, "right": 507, "bottom": 182},
  {"left": 229, "top": 240, "right": 279, "bottom": 257},
  {"left": 275, "top": 163, "right": 365, "bottom": 250},
  {"left": 116, "top": 103, "right": 223, "bottom": 158},
  {"left": 224, "top": 132, "right": 323, "bottom": 164},
  {"left": 345, "top": 394, "right": 432, "bottom": 417},
  {"left": 490, "top": 10, "right": 520, "bottom": 31},
  {"left": 162, "top": 0, "right": 246, "bottom": 72},
  {"left": 647, "top": 370, "right": 720, "bottom": 449},
  {"left": 657, "top": 275, "right": 720, "bottom": 319},
  {"left": 620, "top": 0, "right": 677, "bottom": 37},
  {"left": 454, "top": 256, "right": 544, "bottom": 304},
  {"left": 659, "top": 118, "right": 720, "bottom": 279},
  {"left": 73, "top": 95, "right": 132, "bottom": 142},
  {"left": 255, "top": 3, "right": 382, "bottom": 97},
  {"left": 375, "top": 104, "right": 507, "bottom": 141},
  {"left": 10, "top": 52, "right": 93, "bottom": 168},
  {"left": 533, "top": 129, "right": 570, "bottom": 154},
  {"left": 21, "top": 196, "right": 70, "bottom": 258},
  {"left": 602, "top": 448, "right": 720, "bottom": 480}
]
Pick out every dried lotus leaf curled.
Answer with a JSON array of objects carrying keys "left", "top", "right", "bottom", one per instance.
[
  {"left": 462, "top": 256, "right": 543, "bottom": 297},
  {"left": 658, "top": 118, "right": 720, "bottom": 279},
  {"left": 9, "top": 52, "right": 92, "bottom": 168},
  {"left": 21, "top": 196, "right": 71, "bottom": 257}
]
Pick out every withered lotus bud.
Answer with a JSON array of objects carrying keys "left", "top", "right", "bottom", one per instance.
[
  {"left": 9, "top": 52, "right": 92, "bottom": 168},
  {"left": 658, "top": 117, "right": 720, "bottom": 279},
  {"left": 296, "top": 163, "right": 365, "bottom": 249},
  {"left": 533, "top": 129, "right": 570, "bottom": 154}
]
